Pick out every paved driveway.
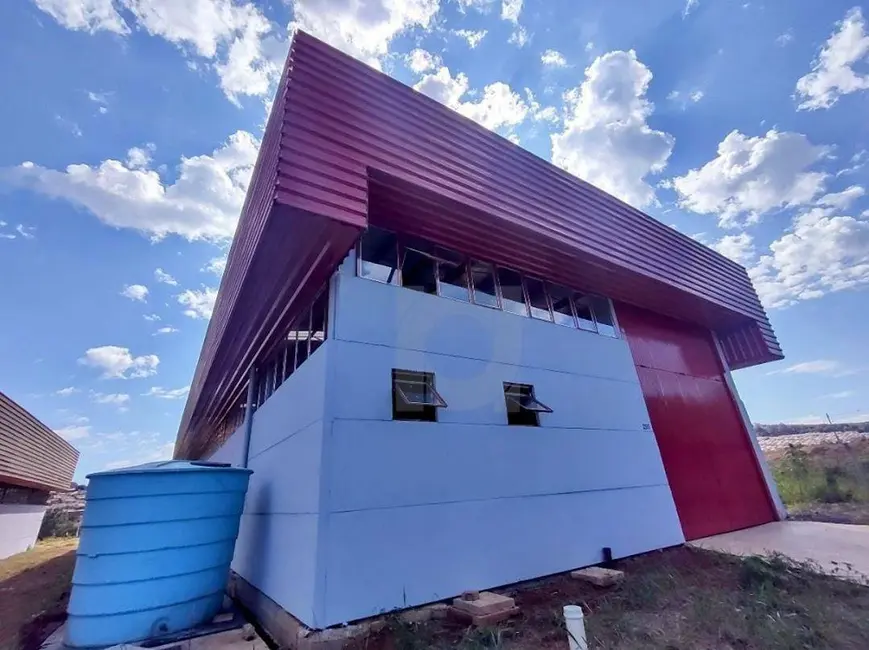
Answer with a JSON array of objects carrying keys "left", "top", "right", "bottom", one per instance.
[{"left": 690, "top": 520, "right": 869, "bottom": 584}]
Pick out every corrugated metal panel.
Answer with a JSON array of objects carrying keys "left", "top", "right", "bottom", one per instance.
[
  {"left": 174, "top": 31, "right": 782, "bottom": 458},
  {"left": 617, "top": 305, "right": 776, "bottom": 539},
  {"left": 0, "top": 392, "right": 79, "bottom": 492},
  {"left": 277, "top": 33, "right": 780, "bottom": 355}
]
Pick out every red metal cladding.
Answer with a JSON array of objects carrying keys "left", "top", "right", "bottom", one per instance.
[
  {"left": 618, "top": 304, "right": 776, "bottom": 539},
  {"left": 174, "top": 31, "right": 783, "bottom": 457}
]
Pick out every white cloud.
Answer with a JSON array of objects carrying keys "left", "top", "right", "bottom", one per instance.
[
  {"left": 501, "top": 0, "right": 521, "bottom": 22},
  {"left": 143, "top": 313, "right": 161, "bottom": 322},
  {"left": 290, "top": 0, "right": 440, "bottom": 69},
  {"left": 670, "top": 129, "right": 830, "bottom": 228},
  {"left": 154, "top": 267, "right": 178, "bottom": 286},
  {"left": 541, "top": 49, "right": 567, "bottom": 68},
  {"left": 79, "top": 345, "right": 160, "bottom": 379},
  {"left": 818, "top": 185, "right": 865, "bottom": 209},
  {"left": 709, "top": 232, "right": 756, "bottom": 266},
  {"left": 821, "top": 390, "right": 855, "bottom": 399},
  {"left": 91, "top": 392, "right": 131, "bottom": 405},
  {"left": 177, "top": 287, "right": 217, "bottom": 319},
  {"left": 55, "top": 424, "right": 91, "bottom": 441},
  {"left": 33, "top": 0, "right": 128, "bottom": 34},
  {"left": 454, "top": 29, "right": 486, "bottom": 48},
  {"left": 406, "top": 48, "right": 440, "bottom": 74},
  {"left": 144, "top": 386, "right": 190, "bottom": 399},
  {"left": 668, "top": 89, "right": 704, "bottom": 109},
  {"left": 795, "top": 7, "right": 869, "bottom": 110},
  {"left": 508, "top": 25, "right": 529, "bottom": 47},
  {"left": 2, "top": 130, "right": 258, "bottom": 242},
  {"left": 202, "top": 255, "right": 227, "bottom": 276},
  {"left": 126, "top": 145, "right": 154, "bottom": 170},
  {"left": 2, "top": 222, "right": 37, "bottom": 241},
  {"left": 776, "top": 30, "right": 794, "bottom": 46},
  {"left": 121, "top": 284, "right": 149, "bottom": 302},
  {"left": 767, "top": 359, "right": 849, "bottom": 376},
  {"left": 54, "top": 115, "right": 83, "bottom": 138},
  {"left": 16, "top": 224, "right": 37, "bottom": 240},
  {"left": 103, "top": 440, "right": 175, "bottom": 470},
  {"left": 683, "top": 0, "right": 698, "bottom": 18},
  {"left": 749, "top": 204, "right": 869, "bottom": 308},
  {"left": 414, "top": 67, "right": 530, "bottom": 132},
  {"left": 33, "top": 0, "right": 287, "bottom": 102},
  {"left": 88, "top": 90, "right": 111, "bottom": 113},
  {"left": 56, "top": 386, "right": 79, "bottom": 396},
  {"left": 550, "top": 50, "right": 674, "bottom": 209},
  {"left": 154, "top": 326, "right": 179, "bottom": 335}
]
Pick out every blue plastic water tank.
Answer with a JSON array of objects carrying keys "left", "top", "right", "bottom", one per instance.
[{"left": 65, "top": 461, "right": 253, "bottom": 649}]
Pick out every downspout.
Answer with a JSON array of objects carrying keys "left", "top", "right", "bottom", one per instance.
[{"left": 240, "top": 366, "right": 257, "bottom": 468}]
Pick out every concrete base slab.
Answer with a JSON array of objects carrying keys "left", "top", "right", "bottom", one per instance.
[
  {"left": 570, "top": 567, "right": 624, "bottom": 587},
  {"left": 448, "top": 605, "right": 520, "bottom": 627},
  {"left": 690, "top": 521, "right": 869, "bottom": 584},
  {"left": 452, "top": 591, "right": 516, "bottom": 617}
]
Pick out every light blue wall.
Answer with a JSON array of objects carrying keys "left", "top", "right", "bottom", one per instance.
[
  {"left": 207, "top": 259, "right": 684, "bottom": 629},
  {"left": 209, "top": 344, "right": 329, "bottom": 628},
  {"left": 315, "top": 269, "right": 684, "bottom": 625}
]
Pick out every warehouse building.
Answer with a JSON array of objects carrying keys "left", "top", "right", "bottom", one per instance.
[
  {"left": 175, "top": 32, "right": 785, "bottom": 631},
  {"left": 0, "top": 391, "right": 79, "bottom": 559}
]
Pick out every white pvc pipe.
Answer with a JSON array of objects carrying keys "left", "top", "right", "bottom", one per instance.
[{"left": 563, "top": 605, "right": 588, "bottom": 650}]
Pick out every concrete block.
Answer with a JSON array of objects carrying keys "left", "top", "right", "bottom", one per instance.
[
  {"left": 448, "top": 605, "right": 520, "bottom": 627},
  {"left": 426, "top": 603, "right": 450, "bottom": 620},
  {"left": 570, "top": 566, "right": 624, "bottom": 587},
  {"left": 452, "top": 591, "right": 515, "bottom": 616}
]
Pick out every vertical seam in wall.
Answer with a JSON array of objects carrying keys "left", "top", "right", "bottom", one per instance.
[
  {"left": 313, "top": 338, "right": 337, "bottom": 626},
  {"left": 712, "top": 333, "right": 787, "bottom": 520}
]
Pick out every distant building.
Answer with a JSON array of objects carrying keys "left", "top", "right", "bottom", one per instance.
[
  {"left": 175, "top": 33, "right": 785, "bottom": 631},
  {"left": 0, "top": 391, "right": 79, "bottom": 559}
]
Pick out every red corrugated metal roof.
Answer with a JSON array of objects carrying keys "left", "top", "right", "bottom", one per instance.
[{"left": 174, "top": 32, "right": 782, "bottom": 458}]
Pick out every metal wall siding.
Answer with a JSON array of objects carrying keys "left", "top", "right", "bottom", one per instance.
[
  {"left": 282, "top": 38, "right": 770, "bottom": 320},
  {"left": 286, "top": 46, "right": 752, "bottom": 281},
  {"left": 0, "top": 392, "right": 79, "bottom": 492},
  {"left": 174, "top": 31, "right": 782, "bottom": 457}
]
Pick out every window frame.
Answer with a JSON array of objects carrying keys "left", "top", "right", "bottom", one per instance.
[
  {"left": 434, "top": 250, "right": 472, "bottom": 303},
  {"left": 391, "top": 369, "right": 447, "bottom": 422},
  {"left": 468, "top": 259, "right": 502, "bottom": 310},
  {"left": 356, "top": 226, "right": 401, "bottom": 286},
  {"left": 523, "top": 275, "right": 554, "bottom": 322},
  {"left": 503, "top": 382, "right": 552, "bottom": 427},
  {"left": 494, "top": 265, "right": 530, "bottom": 317}
]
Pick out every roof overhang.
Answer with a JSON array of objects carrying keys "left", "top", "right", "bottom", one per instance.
[{"left": 174, "top": 32, "right": 782, "bottom": 458}]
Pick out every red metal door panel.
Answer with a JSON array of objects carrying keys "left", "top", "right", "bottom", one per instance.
[{"left": 618, "top": 304, "right": 775, "bottom": 540}]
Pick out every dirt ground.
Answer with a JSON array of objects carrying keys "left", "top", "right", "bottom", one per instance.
[
  {"left": 0, "top": 538, "right": 78, "bottom": 650},
  {"left": 348, "top": 546, "right": 869, "bottom": 650}
]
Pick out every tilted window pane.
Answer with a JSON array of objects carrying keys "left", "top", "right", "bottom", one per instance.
[
  {"left": 590, "top": 296, "right": 617, "bottom": 337},
  {"left": 548, "top": 284, "right": 576, "bottom": 328},
  {"left": 469, "top": 261, "right": 499, "bottom": 308},
  {"left": 436, "top": 250, "right": 471, "bottom": 302},
  {"left": 358, "top": 227, "right": 399, "bottom": 285},
  {"left": 573, "top": 294, "right": 597, "bottom": 332},
  {"left": 497, "top": 267, "right": 528, "bottom": 316},
  {"left": 401, "top": 247, "right": 438, "bottom": 295},
  {"left": 392, "top": 370, "right": 445, "bottom": 422},
  {"left": 524, "top": 277, "right": 552, "bottom": 321}
]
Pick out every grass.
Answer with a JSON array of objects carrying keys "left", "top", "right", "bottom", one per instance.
[
  {"left": 771, "top": 439, "right": 869, "bottom": 524},
  {"left": 349, "top": 546, "right": 869, "bottom": 649},
  {"left": 0, "top": 537, "right": 78, "bottom": 650}
]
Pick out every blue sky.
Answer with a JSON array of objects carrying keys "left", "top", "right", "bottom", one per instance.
[{"left": 1, "top": 0, "right": 868, "bottom": 481}]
